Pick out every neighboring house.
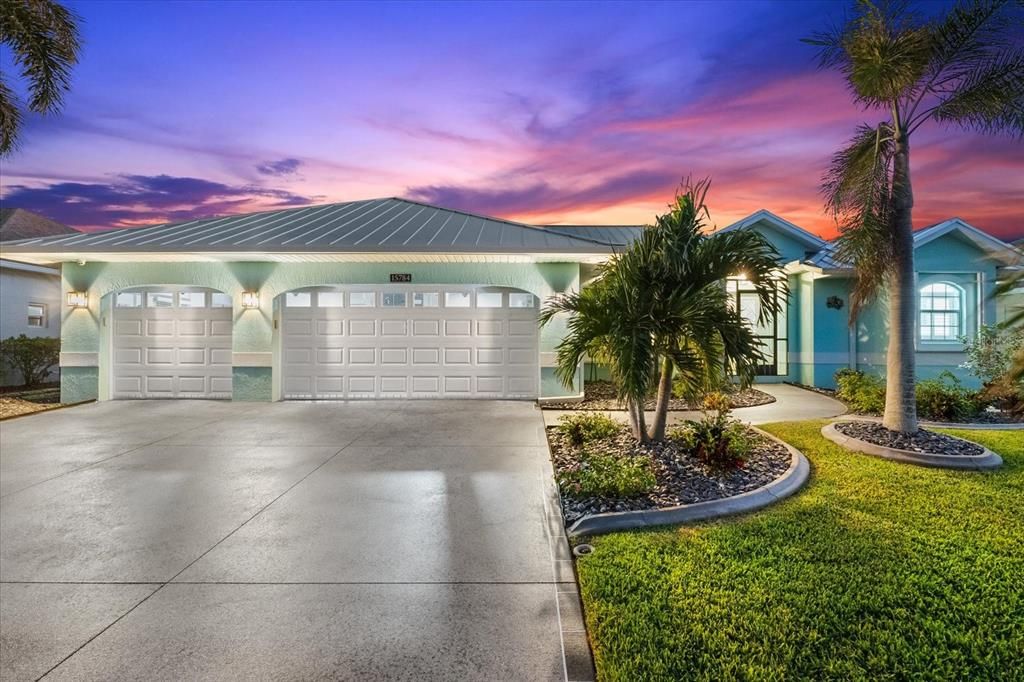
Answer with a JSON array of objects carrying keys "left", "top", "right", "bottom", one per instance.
[
  {"left": 0, "top": 197, "right": 1018, "bottom": 402},
  {"left": 0, "top": 209, "right": 80, "bottom": 386}
]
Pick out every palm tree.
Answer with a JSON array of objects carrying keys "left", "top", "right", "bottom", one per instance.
[
  {"left": 540, "top": 180, "right": 784, "bottom": 443},
  {"left": 0, "top": 0, "right": 82, "bottom": 155},
  {"left": 806, "top": 0, "right": 1024, "bottom": 432}
]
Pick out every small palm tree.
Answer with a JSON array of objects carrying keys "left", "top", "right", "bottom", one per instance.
[
  {"left": 806, "top": 0, "right": 1024, "bottom": 432},
  {"left": 541, "top": 180, "right": 784, "bottom": 443},
  {"left": 0, "top": 0, "right": 82, "bottom": 155}
]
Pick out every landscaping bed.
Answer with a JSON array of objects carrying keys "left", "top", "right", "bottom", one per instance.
[
  {"left": 573, "top": 424, "right": 1024, "bottom": 680},
  {"left": 546, "top": 414, "right": 791, "bottom": 526},
  {"left": 542, "top": 380, "right": 775, "bottom": 411},
  {"left": 833, "top": 420, "right": 983, "bottom": 456},
  {"left": 0, "top": 387, "right": 64, "bottom": 419}
]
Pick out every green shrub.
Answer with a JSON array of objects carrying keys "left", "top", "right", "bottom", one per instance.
[
  {"left": 834, "top": 369, "right": 886, "bottom": 414},
  {"left": 669, "top": 417, "right": 753, "bottom": 468},
  {"left": 915, "top": 371, "right": 976, "bottom": 421},
  {"left": 0, "top": 335, "right": 60, "bottom": 387},
  {"left": 556, "top": 451, "right": 656, "bottom": 498},
  {"left": 556, "top": 412, "right": 622, "bottom": 445}
]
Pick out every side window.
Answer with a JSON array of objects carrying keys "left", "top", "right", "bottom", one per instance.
[
  {"left": 919, "top": 282, "right": 963, "bottom": 341},
  {"left": 27, "top": 303, "right": 46, "bottom": 327}
]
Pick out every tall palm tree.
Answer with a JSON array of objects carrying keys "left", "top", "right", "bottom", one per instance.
[
  {"left": 541, "top": 180, "right": 784, "bottom": 443},
  {"left": 0, "top": 0, "right": 82, "bottom": 155},
  {"left": 806, "top": 0, "right": 1024, "bottom": 432}
]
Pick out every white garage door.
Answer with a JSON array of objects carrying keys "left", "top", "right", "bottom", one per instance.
[
  {"left": 281, "top": 286, "right": 539, "bottom": 399},
  {"left": 112, "top": 287, "right": 233, "bottom": 399}
]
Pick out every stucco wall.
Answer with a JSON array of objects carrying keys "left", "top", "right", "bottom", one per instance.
[{"left": 59, "top": 260, "right": 581, "bottom": 402}]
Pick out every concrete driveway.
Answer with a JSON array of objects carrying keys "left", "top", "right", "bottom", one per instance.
[{"left": 0, "top": 400, "right": 591, "bottom": 681}]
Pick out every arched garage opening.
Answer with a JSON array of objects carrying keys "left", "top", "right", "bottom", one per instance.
[
  {"left": 109, "top": 285, "right": 233, "bottom": 399},
  {"left": 277, "top": 284, "right": 539, "bottom": 400}
]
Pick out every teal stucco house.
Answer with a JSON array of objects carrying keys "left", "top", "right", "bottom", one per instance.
[{"left": 1, "top": 198, "right": 1019, "bottom": 403}]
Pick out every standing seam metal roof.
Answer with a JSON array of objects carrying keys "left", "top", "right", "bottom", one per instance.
[{"left": 0, "top": 198, "right": 632, "bottom": 253}]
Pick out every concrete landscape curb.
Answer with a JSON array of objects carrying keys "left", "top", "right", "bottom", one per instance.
[
  {"left": 566, "top": 426, "right": 810, "bottom": 538},
  {"left": 821, "top": 421, "right": 1003, "bottom": 470},
  {"left": 838, "top": 414, "right": 1024, "bottom": 431}
]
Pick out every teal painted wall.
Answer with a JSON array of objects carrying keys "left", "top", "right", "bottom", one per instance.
[
  {"left": 60, "top": 260, "right": 582, "bottom": 401},
  {"left": 744, "top": 219, "right": 817, "bottom": 262}
]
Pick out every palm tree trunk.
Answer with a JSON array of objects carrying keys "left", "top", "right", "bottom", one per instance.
[
  {"left": 648, "top": 355, "right": 674, "bottom": 441},
  {"left": 627, "top": 398, "right": 650, "bottom": 443},
  {"left": 882, "top": 129, "right": 918, "bottom": 433}
]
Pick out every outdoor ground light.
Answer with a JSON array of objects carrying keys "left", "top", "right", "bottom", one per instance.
[
  {"left": 66, "top": 291, "right": 88, "bottom": 308},
  {"left": 241, "top": 291, "right": 260, "bottom": 309}
]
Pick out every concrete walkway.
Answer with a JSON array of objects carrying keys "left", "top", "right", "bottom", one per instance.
[{"left": 541, "top": 383, "right": 847, "bottom": 427}]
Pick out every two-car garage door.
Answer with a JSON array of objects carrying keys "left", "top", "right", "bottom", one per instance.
[{"left": 280, "top": 286, "right": 539, "bottom": 399}]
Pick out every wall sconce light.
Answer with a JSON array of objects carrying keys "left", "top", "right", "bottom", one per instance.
[
  {"left": 66, "top": 291, "right": 88, "bottom": 308},
  {"left": 241, "top": 291, "right": 260, "bottom": 309}
]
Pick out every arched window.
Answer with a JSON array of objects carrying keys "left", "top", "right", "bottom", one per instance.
[{"left": 919, "top": 282, "right": 963, "bottom": 341}]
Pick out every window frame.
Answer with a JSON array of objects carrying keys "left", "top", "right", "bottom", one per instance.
[
  {"left": 918, "top": 281, "right": 964, "bottom": 344},
  {"left": 27, "top": 302, "right": 47, "bottom": 328}
]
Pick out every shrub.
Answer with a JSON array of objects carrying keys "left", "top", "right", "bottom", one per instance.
[
  {"left": 834, "top": 369, "right": 886, "bottom": 414},
  {"left": 0, "top": 335, "right": 60, "bottom": 387},
  {"left": 556, "top": 451, "right": 656, "bottom": 498},
  {"left": 915, "top": 371, "right": 976, "bottom": 421},
  {"left": 556, "top": 412, "right": 622, "bottom": 446},
  {"left": 960, "top": 323, "right": 1024, "bottom": 384},
  {"left": 668, "top": 394, "right": 752, "bottom": 468}
]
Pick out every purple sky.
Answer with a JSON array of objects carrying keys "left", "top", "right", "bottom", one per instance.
[{"left": 1, "top": 0, "right": 1021, "bottom": 240}]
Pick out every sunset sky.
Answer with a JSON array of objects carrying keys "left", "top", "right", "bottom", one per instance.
[{"left": 1, "top": 0, "right": 1021, "bottom": 240}]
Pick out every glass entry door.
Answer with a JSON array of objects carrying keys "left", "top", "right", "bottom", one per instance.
[{"left": 727, "top": 278, "right": 788, "bottom": 377}]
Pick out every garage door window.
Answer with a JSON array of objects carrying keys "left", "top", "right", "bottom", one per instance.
[
  {"left": 147, "top": 291, "right": 174, "bottom": 308},
  {"left": 116, "top": 292, "right": 143, "bottom": 308},
  {"left": 382, "top": 292, "right": 407, "bottom": 307},
  {"left": 509, "top": 293, "right": 535, "bottom": 308},
  {"left": 413, "top": 292, "right": 439, "bottom": 307},
  {"left": 285, "top": 292, "right": 312, "bottom": 307},
  {"left": 210, "top": 293, "right": 233, "bottom": 308},
  {"left": 318, "top": 291, "right": 344, "bottom": 307},
  {"left": 477, "top": 292, "right": 502, "bottom": 308},
  {"left": 178, "top": 292, "right": 206, "bottom": 308},
  {"left": 350, "top": 292, "right": 375, "bottom": 307},
  {"left": 445, "top": 292, "right": 471, "bottom": 307}
]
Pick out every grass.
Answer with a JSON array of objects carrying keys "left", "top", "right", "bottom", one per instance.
[{"left": 574, "top": 423, "right": 1024, "bottom": 681}]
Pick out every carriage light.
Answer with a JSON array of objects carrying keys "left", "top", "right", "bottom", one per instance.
[
  {"left": 241, "top": 291, "right": 260, "bottom": 309},
  {"left": 66, "top": 291, "right": 88, "bottom": 308}
]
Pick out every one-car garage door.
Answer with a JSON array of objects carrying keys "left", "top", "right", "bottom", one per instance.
[
  {"left": 111, "top": 287, "right": 233, "bottom": 399},
  {"left": 280, "top": 286, "right": 538, "bottom": 399}
]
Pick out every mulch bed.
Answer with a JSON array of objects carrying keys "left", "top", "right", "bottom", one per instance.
[
  {"left": 542, "top": 380, "right": 775, "bottom": 411},
  {"left": 547, "top": 425, "right": 791, "bottom": 526},
  {"left": 834, "top": 421, "right": 984, "bottom": 457},
  {"left": 0, "top": 397, "right": 63, "bottom": 419}
]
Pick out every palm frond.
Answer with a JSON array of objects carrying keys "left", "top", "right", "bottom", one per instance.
[{"left": 926, "top": 49, "right": 1024, "bottom": 136}]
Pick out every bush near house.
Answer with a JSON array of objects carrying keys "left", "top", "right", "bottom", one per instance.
[
  {"left": 556, "top": 450, "right": 657, "bottom": 499},
  {"left": 834, "top": 368, "right": 1001, "bottom": 422},
  {"left": 556, "top": 412, "right": 622, "bottom": 446},
  {"left": 667, "top": 392, "right": 752, "bottom": 468},
  {"left": 0, "top": 335, "right": 60, "bottom": 387},
  {"left": 960, "top": 323, "right": 1024, "bottom": 415}
]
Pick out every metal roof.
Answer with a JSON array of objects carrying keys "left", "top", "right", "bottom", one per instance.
[
  {"left": 0, "top": 198, "right": 623, "bottom": 256},
  {"left": 540, "top": 224, "right": 645, "bottom": 247}
]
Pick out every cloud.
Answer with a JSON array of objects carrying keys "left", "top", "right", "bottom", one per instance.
[
  {"left": 256, "top": 158, "right": 302, "bottom": 176},
  {"left": 0, "top": 174, "right": 320, "bottom": 229}
]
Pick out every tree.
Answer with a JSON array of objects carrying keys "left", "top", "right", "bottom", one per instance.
[
  {"left": 0, "top": 0, "right": 82, "bottom": 156},
  {"left": 540, "top": 180, "right": 783, "bottom": 443},
  {"left": 0, "top": 334, "right": 60, "bottom": 386},
  {"left": 805, "top": 0, "right": 1024, "bottom": 432}
]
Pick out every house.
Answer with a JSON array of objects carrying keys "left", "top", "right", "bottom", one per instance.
[
  {"left": 0, "top": 209, "right": 80, "bottom": 386},
  {"left": 0, "top": 197, "right": 1018, "bottom": 402}
]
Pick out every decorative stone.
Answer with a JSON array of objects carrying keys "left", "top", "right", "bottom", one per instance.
[{"left": 822, "top": 421, "right": 1002, "bottom": 470}]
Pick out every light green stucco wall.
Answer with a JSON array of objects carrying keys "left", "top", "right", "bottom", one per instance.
[{"left": 60, "top": 260, "right": 582, "bottom": 402}]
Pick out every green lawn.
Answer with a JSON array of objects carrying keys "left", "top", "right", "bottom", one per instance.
[{"left": 575, "top": 423, "right": 1023, "bottom": 681}]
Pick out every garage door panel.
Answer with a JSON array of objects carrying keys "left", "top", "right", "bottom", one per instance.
[
  {"left": 113, "top": 288, "right": 233, "bottom": 399},
  {"left": 281, "top": 286, "right": 538, "bottom": 400}
]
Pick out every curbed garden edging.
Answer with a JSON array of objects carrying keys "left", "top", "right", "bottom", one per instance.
[
  {"left": 821, "top": 421, "right": 1003, "bottom": 470},
  {"left": 565, "top": 426, "right": 810, "bottom": 537}
]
